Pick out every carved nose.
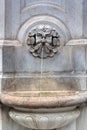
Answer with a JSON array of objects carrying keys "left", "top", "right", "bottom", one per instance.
[{"left": 41, "top": 37, "right": 46, "bottom": 43}]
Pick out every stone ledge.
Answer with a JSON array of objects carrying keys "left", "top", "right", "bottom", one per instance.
[
  {"left": 0, "top": 39, "right": 87, "bottom": 47},
  {"left": 66, "top": 39, "right": 87, "bottom": 46},
  {"left": 1, "top": 71, "right": 87, "bottom": 78},
  {"left": 0, "top": 40, "right": 21, "bottom": 47}
]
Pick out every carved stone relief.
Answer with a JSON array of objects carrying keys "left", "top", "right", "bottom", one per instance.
[
  {"left": 27, "top": 25, "right": 60, "bottom": 58},
  {"left": 9, "top": 109, "right": 80, "bottom": 130},
  {"left": 17, "top": 14, "right": 71, "bottom": 59}
]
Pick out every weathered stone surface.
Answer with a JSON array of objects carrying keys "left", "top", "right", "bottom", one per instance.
[
  {"left": 9, "top": 109, "right": 80, "bottom": 130},
  {"left": 2, "top": 74, "right": 86, "bottom": 91},
  {"left": 0, "top": 0, "right": 87, "bottom": 130},
  {"left": 1, "top": 91, "right": 87, "bottom": 109}
]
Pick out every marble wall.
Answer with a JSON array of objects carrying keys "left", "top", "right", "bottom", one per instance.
[{"left": 0, "top": 0, "right": 87, "bottom": 130}]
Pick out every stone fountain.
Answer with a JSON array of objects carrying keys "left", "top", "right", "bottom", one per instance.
[
  {"left": 0, "top": 1, "right": 87, "bottom": 130},
  {"left": 1, "top": 17, "right": 87, "bottom": 130}
]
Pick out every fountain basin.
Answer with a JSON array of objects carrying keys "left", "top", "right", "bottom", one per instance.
[
  {"left": 1, "top": 90, "right": 87, "bottom": 129},
  {"left": 1, "top": 91, "right": 87, "bottom": 109}
]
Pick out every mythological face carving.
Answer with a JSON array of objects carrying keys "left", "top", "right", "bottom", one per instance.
[{"left": 27, "top": 25, "right": 60, "bottom": 58}]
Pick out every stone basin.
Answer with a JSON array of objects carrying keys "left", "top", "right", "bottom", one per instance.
[
  {"left": 0, "top": 90, "right": 87, "bottom": 129},
  {"left": 1, "top": 90, "right": 87, "bottom": 109}
]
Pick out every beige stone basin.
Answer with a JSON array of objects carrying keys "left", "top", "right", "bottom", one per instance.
[
  {"left": 1, "top": 90, "right": 87, "bottom": 129},
  {"left": 1, "top": 90, "right": 87, "bottom": 109}
]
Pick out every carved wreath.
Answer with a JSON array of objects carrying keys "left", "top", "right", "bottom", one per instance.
[{"left": 27, "top": 26, "right": 60, "bottom": 58}]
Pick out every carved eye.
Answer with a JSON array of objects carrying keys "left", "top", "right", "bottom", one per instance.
[
  {"left": 46, "top": 36, "right": 52, "bottom": 43},
  {"left": 36, "top": 33, "right": 42, "bottom": 43}
]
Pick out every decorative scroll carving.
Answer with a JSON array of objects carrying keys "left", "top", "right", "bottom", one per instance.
[{"left": 27, "top": 25, "right": 60, "bottom": 58}]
